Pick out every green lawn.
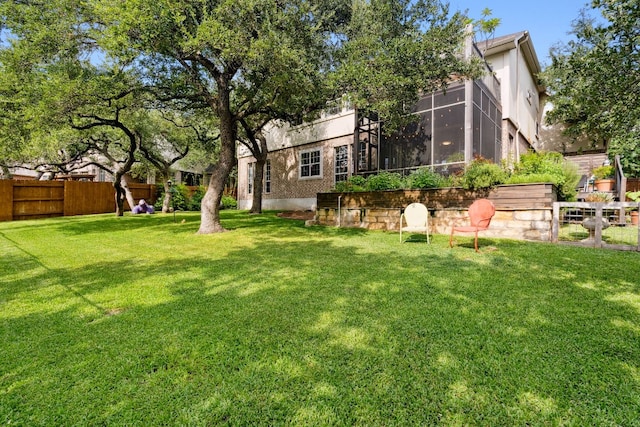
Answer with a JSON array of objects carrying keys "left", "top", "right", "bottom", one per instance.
[{"left": 1, "top": 211, "right": 639, "bottom": 426}]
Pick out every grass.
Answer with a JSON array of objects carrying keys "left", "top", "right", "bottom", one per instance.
[
  {"left": 1, "top": 211, "right": 640, "bottom": 426},
  {"left": 559, "top": 222, "right": 640, "bottom": 246}
]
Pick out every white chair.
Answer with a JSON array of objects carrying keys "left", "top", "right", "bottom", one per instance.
[{"left": 400, "top": 203, "right": 430, "bottom": 243}]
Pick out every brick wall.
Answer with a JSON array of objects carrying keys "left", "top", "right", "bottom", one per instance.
[{"left": 238, "top": 134, "right": 353, "bottom": 210}]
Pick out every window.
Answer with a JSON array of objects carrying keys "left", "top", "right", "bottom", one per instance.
[
  {"left": 264, "top": 160, "right": 271, "bottom": 193},
  {"left": 324, "top": 100, "right": 341, "bottom": 117},
  {"left": 248, "top": 162, "right": 254, "bottom": 194},
  {"left": 334, "top": 146, "right": 348, "bottom": 183},
  {"left": 300, "top": 148, "right": 322, "bottom": 179}
]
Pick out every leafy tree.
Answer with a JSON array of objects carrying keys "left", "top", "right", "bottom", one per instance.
[
  {"left": 1, "top": 1, "right": 142, "bottom": 214},
  {"left": 541, "top": 0, "right": 640, "bottom": 176},
  {"left": 139, "top": 111, "right": 218, "bottom": 213},
  {"left": 332, "top": 0, "right": 485, "bottom": 131},
  {"left": 91, "top": 0, "right": 339, "bottom": 233}
]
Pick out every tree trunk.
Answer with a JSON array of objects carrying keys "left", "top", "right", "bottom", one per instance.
[
  {"left": 198, "top": 140, "right": 235, "bottom": 233},
  {"left": 113, "top": 167, "right": 132, "bottom": 216},
  {"left": 163, "top": 181, "right": 172, "bottom": 213},
  {"left": 197, "top": 83, "right": 236, "bottom": 234},
  {"left": 156, "top": 171, "right": 171, "bottom": 213},
  {"left": 113, "top": 180, "right": 126, "bottom": 216},
  {"left": 250, "top": 158, "right": 265, "bottom": 214},
  {"left": 121, "top": 177, "right": 136, "bottom": 211},
  {"left": 249, "top": 130, "right": 268, "bottom": 214}
]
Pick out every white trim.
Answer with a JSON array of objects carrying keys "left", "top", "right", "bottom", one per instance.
[{"left": 299, "top": 147, "right": 323, "bottom": 180}]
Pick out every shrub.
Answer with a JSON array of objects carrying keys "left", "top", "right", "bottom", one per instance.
[
  {"left": 187, "top": 186, "right": 207, "bottom": 211},
  {"left": 592, "top": 165, "right": 614, "bottom": 179},
  {"left": 406, "top": 167, "right": 447, "bottom": 189},
  {"left": 557, "top": 162, "right": 581, "bottom": 201},
  {"left": 585, "top": 191, "right": 613, "bottom": 202},
  {"left": 154, "top": 184, "right": 203, "bottom": 211},
  {"left": 460, "top": 159, "right": 507, "bottom": 190},
  {"left": 220, "top": 195, "right": 238, "bottom": 209},
  {"left": 365, "top": 172, "right": 404, "bottom": 191},
  {"left": 171, "top": 184, "right": 191, "bottom": 211},
  {"left": 333, "top": 175, "right": 367, "bottom": 192},
  {"left": 510, "top": 151, "right": 580, "bottom": 201},
  {"left": 505, "top": 173, "right": 558, "bottom": 185}
]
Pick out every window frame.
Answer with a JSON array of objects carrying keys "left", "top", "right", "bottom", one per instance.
[
  {"left": 247, "top": 162, "right": 254, "bottom": 194},
  {"left": 334, "top": 145, "right": 349, "bottom": 184},
  {"left": 299, "top": 147, "right": 323, "bottom": 179},
  {"left": 264, "top": 159, "right": 271, "bottom": 194}
]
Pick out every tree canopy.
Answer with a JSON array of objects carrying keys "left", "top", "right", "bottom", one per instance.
[
  {"left": 541, "top": 0, "right": 640, "bottom": 176},
  {"left": 2, "top": 0, "right": 490, "bottom": 231}
]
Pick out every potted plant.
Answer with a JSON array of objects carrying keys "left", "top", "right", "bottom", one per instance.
[
  {"left": 585, "top": 191, "right": 614, "bottom": 203},
  {"left": 592, "top": 165, "right": 615, "bottom": 191},
  {"left": 626, "top": 191, "right": 640, "bottom": 225}
]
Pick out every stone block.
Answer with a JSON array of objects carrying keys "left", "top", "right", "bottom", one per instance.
[{"left": 514, "top": 210, "right": 551, "bottom": 221}]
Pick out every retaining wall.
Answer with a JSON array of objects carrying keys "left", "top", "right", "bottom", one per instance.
[{"left": 313, "top": 184, "right": 556, "bottom": 242}]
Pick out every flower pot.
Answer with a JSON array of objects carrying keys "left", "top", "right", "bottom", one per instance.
[
  {"left": 594, "top": 179, "right": 614, "bottom": 192},
  {"left": 631, "top": 211, "right": 639, "bottom": 226}
]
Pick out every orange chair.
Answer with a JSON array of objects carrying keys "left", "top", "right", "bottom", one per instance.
[{"left": 449, "top": 199, "right": 495, "bottom": 252}]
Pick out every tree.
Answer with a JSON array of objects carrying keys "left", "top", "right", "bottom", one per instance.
[
  {"left": 3, "top": 0, "right": 493, "bottom": 225},
  {"left": 0, "top": 0, "right": 148, "bottom": 213},
  {"left": 93, "top": 0, "right": 339, "bottom": 233},
  {"left": 541, "top": 0, "right": 640, "bottom": 176},
  {"left": 332, "top": 0, "right": 485, "bottom": 131},
  {"left": 238, "top": 117, "right": 269, "bottom": 214},
  {"left": 139, "top": 111, "right": 218, "bottom": 213}
]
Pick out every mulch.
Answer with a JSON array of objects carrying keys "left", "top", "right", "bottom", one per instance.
[{"left": 276, "top": 211, "right": 315, "bottom": 220}]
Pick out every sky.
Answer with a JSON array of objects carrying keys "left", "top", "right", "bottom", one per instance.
[{"left": 451, "top": 0, "right": 594, "bottom": 67}]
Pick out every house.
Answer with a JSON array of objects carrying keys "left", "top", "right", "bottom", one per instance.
[
  {"left": 235, "top": 31, "right": 548, "bottom": 211},
  {"left": 478, "top": 31, "right": 545, "bottom": 160}
]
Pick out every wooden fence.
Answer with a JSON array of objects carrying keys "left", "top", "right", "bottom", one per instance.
[{"left": 0, "top": 180, "right": 157, "bottom": 222}]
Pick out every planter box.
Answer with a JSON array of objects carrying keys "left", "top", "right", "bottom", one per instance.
[{"left": 317, "top": 183, "right": 557, "bottom": 210}]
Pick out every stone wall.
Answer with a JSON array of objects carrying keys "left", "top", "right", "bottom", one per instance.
[
  {"left": 312, "top": 184, "right": 556, "bottom": 242},
  {"left": 314, "top": 207, "right": 552, "bottom": 241}
]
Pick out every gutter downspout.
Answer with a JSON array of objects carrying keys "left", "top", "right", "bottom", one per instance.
[
  {"left": 337, "top": 195, "right": 342, "bottom": 227},
  {"left": 514, "top": 31, "right": 529, "bottom": 162}
]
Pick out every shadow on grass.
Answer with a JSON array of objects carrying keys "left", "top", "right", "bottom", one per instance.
[{"left": 1, "top": 212, "right": 639, "bottom": 425}]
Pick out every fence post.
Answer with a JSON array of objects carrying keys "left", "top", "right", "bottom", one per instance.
[
  {"left": 552, "top": 202, "right": 560, "bottom": 243},
  {"left": 0, "top": 180, "right": 14, "bottom": 222},
  {"left": 594, "top": 205, "right": 603, "bottom": 247}
]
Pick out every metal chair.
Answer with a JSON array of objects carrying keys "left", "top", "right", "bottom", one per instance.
[
  {"left": 400, "top": 203, "right": 430, "bottom": 243},
  {"left": 449, "top": 199, "right": 495, "bottom": 252}
]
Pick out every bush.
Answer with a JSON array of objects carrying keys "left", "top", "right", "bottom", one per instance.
[
  {"left": 460, "top": 159, "right": 507, "bottom": 190},
  {"left": 505, "top": 173, "right": 558, "bottom": 185},
  {"left": 220, "top": 195, "right": 237, "bottom": 210},
  {"left": 510, "top": 151, "right": 580, "bottom": 201},
  {"left": 406, "top": 167, "right": 447, "bottom": 189},
  {"left": 585, "top": 191, "right": 613, "bottom": 202},
  {"left": 365, "top": 172, "right": 404, "bottom": 191},
  {"left": 187, "top": 186, "right": 206, "bottom": 211},
  {"left": 154, "top": 184, "right": 203, "bottom": 211},
  {"left": 333, "top": 175, "right": 367, "bottom": 192},
  {"left": 592, "top": 165, "right": 614, "bottom": 180}
]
